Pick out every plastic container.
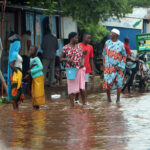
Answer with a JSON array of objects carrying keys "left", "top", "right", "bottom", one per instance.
[
  {"left": 51, "top": 94, "right": 61, "bottom": 99},
  {"left": 65, "top": 67, "right": 77, "bottom": 80}
]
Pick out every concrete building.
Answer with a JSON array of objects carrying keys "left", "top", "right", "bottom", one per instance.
[{"left": 102, "top": 7, "right": 150, "bottom": 50}]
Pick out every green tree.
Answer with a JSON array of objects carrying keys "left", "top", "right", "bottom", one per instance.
[
  {"left": 27, "top": 0, "right": 132, "bottom": 24},
  {"left": 79, "top": 22, "right": 109, "bottom": 44},
  {"left": 129, "top": 0, "right": 150, "bottom": 7},
  {"left": 27, "top": 0, "right": 133, "bottom": 43}
]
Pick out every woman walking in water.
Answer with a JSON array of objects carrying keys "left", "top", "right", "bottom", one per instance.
[{"left": 61, "top": 32, "right": 87, "bottom": 107}]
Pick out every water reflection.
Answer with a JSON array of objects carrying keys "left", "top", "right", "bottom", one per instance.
[
  {"left": 66, "top": 108, "right": 97, "bottom": 150},
  {"left": 8, "top": 111, "right": 28, "bottom": 148},
  {"left": 30, "top": 110, "right": 46, "bottom": 149},
  {"left": 7, "top": 110, "right": 46, "bottom": 150},
  {"left": 122, "top": 93, "right": 150, "bottom": 149},
  {"left": 0, "top": 92, "right": 150, "bottom": 149},
  {"left": 102, "top": 104, "right": 126, "bottom": 149}
]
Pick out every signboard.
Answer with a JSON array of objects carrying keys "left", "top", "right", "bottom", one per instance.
[
  {"left": 136, "top": 33, "right": 150, "bottom": 52},
  {"left": 102, "top": 17, "right": 143, "bottom": 30}
]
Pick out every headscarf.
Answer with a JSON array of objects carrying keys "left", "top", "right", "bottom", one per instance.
[{"left": 7, "top": 41, "right": 21, "bottom": 102}]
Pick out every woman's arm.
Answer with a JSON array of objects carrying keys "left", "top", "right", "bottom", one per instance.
[
  {"left": 30, "top": 58, "right": 43, "bottom": 74},
  {"left": 10, "top": 61, "right": 17, "bottom": 72},
  {"left": 118, "top": 45, "right": 127, "bottom": 71},
  {"left": 60, "top": 53, "right": 73, "bottom": 63},
  {"left": 60, "top": 53, "right": 67, "bottom": 62},
  {"left": 80, "top": 55, "right": 84, "bottom": 68}
]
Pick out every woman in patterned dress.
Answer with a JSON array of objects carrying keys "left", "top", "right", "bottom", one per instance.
[
  {"left": 61, "top": 32, "right": 87, "bottom": 107},
  {"left": 103, "top": 29, "right": 127, "bottom": 104}
]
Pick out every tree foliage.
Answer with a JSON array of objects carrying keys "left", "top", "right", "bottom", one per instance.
[
  {"left": 129, "top": 0, "right": 150, "bottom": 7},
  {"left": 27, "top": 0, "right": 132, "bottom": 24},
  {"left": 79, "top": 22, "right": 109, "bottom": 44},
  {"left": 27, "top": 0, "right": 133, "bottom": 43}
]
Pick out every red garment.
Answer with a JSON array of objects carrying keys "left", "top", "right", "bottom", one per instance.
[
  {"left": 78, "top": 43, "right": 94, "bottom": 73},
  {"left": 124, "top": 42, "right": 131, "bottom": 55},
  {"left": 62, "top": 44, "right": 83, "bottom": 68}
]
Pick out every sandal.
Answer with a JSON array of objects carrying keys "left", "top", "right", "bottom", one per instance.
[
  {"left": 116, "top": 100, "right": 121, "bottom": 104},
  {"left": 106, "top": 99, "right": 112, "bottom": 103}
]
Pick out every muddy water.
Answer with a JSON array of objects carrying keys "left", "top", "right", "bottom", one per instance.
[{"left": 0, "top": 91, "right": 150, "bottom": 150}]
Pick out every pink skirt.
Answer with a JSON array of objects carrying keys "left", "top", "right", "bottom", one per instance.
[{"left": 67, "top": 67, "right": 86, "bottom": 95}]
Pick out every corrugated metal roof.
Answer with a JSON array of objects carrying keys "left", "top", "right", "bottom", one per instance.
[
  {"left": 5, "top": 4, "right": 48, "bottom": 12},
  {"left": 1, "top": 4, "right": 62, "bottom": 15}
]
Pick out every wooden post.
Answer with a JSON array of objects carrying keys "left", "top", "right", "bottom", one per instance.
[{"left": 34, "top": 11, "right": 36, "bottom": 46}]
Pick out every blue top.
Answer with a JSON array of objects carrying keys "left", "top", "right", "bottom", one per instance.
[
  {"left": 30, "top": 57, "right": 43, "bottom": 79},
  {"left": 7, "top": 41, "right": 21, "bottom": 102}
]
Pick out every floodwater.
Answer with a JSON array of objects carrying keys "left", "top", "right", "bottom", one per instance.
[{"left": 0, "top": 90, "right": 150, "bottom": 150}]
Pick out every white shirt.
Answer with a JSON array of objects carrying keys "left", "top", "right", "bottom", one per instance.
[{"left": 15, "top": 55, "right": 23, "bottom": 70}]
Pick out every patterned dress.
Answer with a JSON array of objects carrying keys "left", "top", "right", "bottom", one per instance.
[
  {"left": 7, "top": 41, "right": 24, "bottom": 104},
  {"left": 10, "top": 69, "right": 24, "bottom": 105},
  {"left": 103, "top": 40, "right": 127, "bottom": 90},
  {"left": 62, "top": 44, "right": 85, "bottom": 94},
  {"left": 62, "top": 44, "right": 83, "bottom": 68}
]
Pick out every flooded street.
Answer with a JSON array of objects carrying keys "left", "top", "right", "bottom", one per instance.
[{"left": 0, "top": 90, "right": 150, "bottom": 150}]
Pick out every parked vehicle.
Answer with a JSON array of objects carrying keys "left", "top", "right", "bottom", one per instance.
[{"left": 122, "top": 51, "right": 147, "bottom": 92}]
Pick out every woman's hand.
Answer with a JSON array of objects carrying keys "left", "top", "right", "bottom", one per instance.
[
  {"left": 67, "top": 58, "right": 73, "bottom": 63},
  {"left": 31, "top": 64, "right": 36, "bottom": 69},
  {"left": 80, "top": 64, "right": 84, "bottom": 68},
  {"left": 80, "top": 56, "right": 85, "bottom": 69},
  {"left": 24, "top": 74, "right": 30, "bottom": 80},
  {"left": 91, "top": 71, "right": 95, "bottom": 78},
  {"left": 13, "top": 67, "right": 17, "bottom": 73},
  {"left": 10, "top": 61, "right": 17, "bottom": 73}
]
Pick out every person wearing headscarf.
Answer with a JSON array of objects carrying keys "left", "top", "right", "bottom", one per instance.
[
  {"left": 103, "top": 28, "right": 127, "bottom": 104},
  {"left": 7, "top": 32, "right": 24, "bottom": 109}
]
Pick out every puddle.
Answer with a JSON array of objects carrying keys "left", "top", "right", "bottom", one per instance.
[{"left": 0, "top": 91, "right": 149, "bottom": 149}]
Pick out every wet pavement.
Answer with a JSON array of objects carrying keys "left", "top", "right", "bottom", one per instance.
[{"left": 0, "top": 90, "right": 150, "bottom": 150}]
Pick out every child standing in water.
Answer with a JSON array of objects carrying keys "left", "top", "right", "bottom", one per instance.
[{"left": 28, "top": 46, "right": 45, "bottom": 109}]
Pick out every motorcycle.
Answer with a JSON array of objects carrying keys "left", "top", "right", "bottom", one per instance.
[
  {"left": 135, "top": 58, "right": 150, "bottom": 91},
  {"left": 122, "top": 51, "right": 146, "bottom": 92}
]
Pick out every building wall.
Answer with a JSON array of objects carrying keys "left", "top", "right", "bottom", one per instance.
[
  {"left": 0, "top": 12, "right": 15, "bottom": 73},
  {"left": 25, "top": 13, "right": 59, "bottom": 53},
  {"left": 146, "top": 23, "right": 150, "bottom": 33},
  {"left": 61, "top": 17, "right": 77, "bottom": 39},
  {"left": 26, "top": 12, "right": 34, "bottom": 45},
  {"left": 143, "top": 21, "right": 150, "bottom": 33},
  {"left": 102, "top": 7, "right": 150, "bottom": 50},
  {"left": 0, "top": 13, "right": 15, "bottom": 49},
  {"left": 25, "top": 13, "right": 77, "bottom": 55}
]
